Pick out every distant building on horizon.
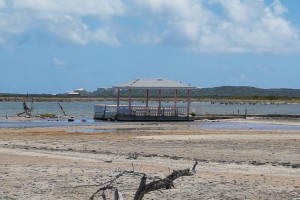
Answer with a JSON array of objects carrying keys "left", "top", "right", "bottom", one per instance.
[{"left": 66, "top": 88, "right": 87, "bottom": 96}]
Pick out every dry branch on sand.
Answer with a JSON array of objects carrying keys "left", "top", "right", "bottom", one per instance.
[
  {"left": 86, "top": 161, "right": 198, "bottom": 200},
  {"left": 134, "top": 161, "right": 198, "bottom": 200}
]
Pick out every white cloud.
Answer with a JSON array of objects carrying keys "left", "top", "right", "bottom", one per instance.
[
  {"left": 134, "top": 0, "right": 300, "bottom": 53},
  {"left": 0, "top": 11, "right": 32, "bottom": 45},
  {"left": 40, "top": 15, "right": 120, "bottom": 45},
  {"left": 134, "top": 0, "right": 215, "bottom": 46},
  {"left": 14, "top": 0, "right": 126, "bottom": 17},
  {"left": 0, "top": 0, "right": 299, "bottom": 53},
  {"left": 0, "top": 0, "right": 125, "bottom": 46},
  {"left": 0, "top": 12, "right": 32, "bottom": 34},
  {"left": 0, "top": 0, "right": 6, "bottom": 9},
  {"left": 91, "top": 28, "right": 120, "bottom": 46},
  {"left": 211, "top": 0, "right": 265, "bottom": 24},
  {"left": 131, "top": 33, "right": 161, "bottom": 44},
  {"left": 270, "top": 0, "right": 287, "bottom": 16},
  {"left": 53, "top": 57, "right": 66, "bottom": 66}
]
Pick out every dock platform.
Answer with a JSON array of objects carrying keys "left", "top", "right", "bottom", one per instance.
[{"left": 94, "top": 104, "right": 194, "bottom": 121}]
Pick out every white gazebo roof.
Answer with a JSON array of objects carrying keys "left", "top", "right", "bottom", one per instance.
[{"left": 113, "top": 78, "right": 194, "bottom": 89}]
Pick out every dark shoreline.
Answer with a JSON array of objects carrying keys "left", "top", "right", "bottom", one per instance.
[
  {"left": 194, "top": 114, "right": 300, "bottom": 120},
  {"left": 1, "top": 96, "right": 300, "bottom": 104},
  {"left": 0, "top": 96, "right": 113, "bottom": 102}
]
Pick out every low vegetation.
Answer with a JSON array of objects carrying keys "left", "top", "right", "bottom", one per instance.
[
  {"left": 39, "top": 113, "right": 57, "bottom": 118},
  {"left": 1, "top": 86, "right": 300, "bottom": 103}
]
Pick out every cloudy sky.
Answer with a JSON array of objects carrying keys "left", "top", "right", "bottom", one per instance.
[{"left": 0, "top": 0, "right": 300, "bottom": 93}]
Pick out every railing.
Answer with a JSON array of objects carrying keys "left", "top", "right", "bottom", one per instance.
[{"left": 117, "top": 106, "right": 188, "bottom": 117}]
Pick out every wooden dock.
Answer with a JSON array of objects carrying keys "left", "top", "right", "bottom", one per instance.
[
  {"left": 115, "top": 115, "right": 194, "bottom": 121},
  {"left": 94, "top": 105, "right": 194, "bottom": 121}
]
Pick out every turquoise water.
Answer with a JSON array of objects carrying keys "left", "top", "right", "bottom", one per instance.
[{"left": 0, "top": 101, "right": 300, "bottom": 117}]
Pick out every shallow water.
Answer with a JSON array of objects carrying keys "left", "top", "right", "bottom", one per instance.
[
  {"left": 1, "top": 101, "right": 300, "bottom": 130},
  {"left": 2, "top": 118, "right": 296, "bottom": 131},
  {"left": 1, "top": 101, "right": 300, "bottom": 117},
  {"left": 198, "top": 120, "right": 300, "bottom": 131},
  {"left": 0, "top": 118, "right": 113, "bottom": 128}
]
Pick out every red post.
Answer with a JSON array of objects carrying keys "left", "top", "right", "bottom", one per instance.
[
  {"left": 187, "top": 89, "right": 190, "bottom": 118},
  {"left": 146, "top": 89, "right": 149, "bottom": 108},
  {"left": 174, "top": 89, "right": 178, "bottom": 116},
  {"left": 158, "top": 89, "right": 162, "bottom": 116},
  {"left": 117, "top": 89, "right": 120, "bottom": 113},
  {"left": 128, "top": 89, "right": 132, "bottom": 115},
  {"left": 146, "top": 89, "right": 149, "bottom": 116}
]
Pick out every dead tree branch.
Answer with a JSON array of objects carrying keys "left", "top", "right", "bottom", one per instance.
[
  {"left": 88, "top": 170, "right": 145, "bottom": 200},
  {"left": 89, "top": 185, "right": 115, "bottom": 200},
  {"left": 58, "top": 103, "right": 67, "bottom": 116},
  {"left": 17, "top": 99, "right": 34, "bottom": 117},
  {"left": 89, "top": 185, "right": 124, "bottom": 200},
  {"left": 76, "top": 161, "right": 198, "bottom": 200},
  {"left": 134, "top": 161, "right": 198, "bottom": 200}
]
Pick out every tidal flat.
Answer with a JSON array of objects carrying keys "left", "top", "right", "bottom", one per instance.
[{"left": 0, "top": 120, "right": 300, "bottom": 199}]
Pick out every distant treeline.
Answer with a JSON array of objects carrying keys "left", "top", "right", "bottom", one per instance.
[
  {"left": 197, "top": 86, "right": 300, "bottom": 98},
  {"left": 1, "top": 86, "right": 300, "bottom": 101},
  {"left": 93, "top": 86, "right": 300, "bottom": 99}
]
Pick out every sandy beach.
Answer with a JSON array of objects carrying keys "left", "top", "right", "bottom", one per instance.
[{"left": 1, "top": 119, "right": 300, "bottom": 199}]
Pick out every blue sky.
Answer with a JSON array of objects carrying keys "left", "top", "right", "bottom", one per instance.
[{"left": 0, "top": 0, "right": 300, "bottom": 94}]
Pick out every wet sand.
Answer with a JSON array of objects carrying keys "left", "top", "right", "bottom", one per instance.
[{"left": 1, "top": 121, "right": 300, "bottom": 199}]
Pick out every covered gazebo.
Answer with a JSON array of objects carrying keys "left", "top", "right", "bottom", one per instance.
[{"left": 112, "top": 78, "right": 195, "bottom": 121}]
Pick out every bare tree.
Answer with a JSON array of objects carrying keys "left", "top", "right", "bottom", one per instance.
[
  {"left": 134, "top": 161, "right": 198, "bottom": 200},
  {"left": 58, "top": 103, "right": 67, "bottom": 116},
  {"left": 83, "top": 161, "right": 198, "bottom": 200},
  {"left": 17, "top": 98, "right": 34, "bottom": 117}
]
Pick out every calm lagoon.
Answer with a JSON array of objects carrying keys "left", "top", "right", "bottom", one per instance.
[{"left": 1, "top": 101, "right": 300, "bottom": 117}]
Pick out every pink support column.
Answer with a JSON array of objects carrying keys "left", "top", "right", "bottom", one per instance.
[
  {"left": 128, "top": 89, "right": 132, "bottom": 115},
  {"left": 146, "top": 89, "right": 149, "bottom": 116},
  {"left": 187, "top": 89, "right": 190, "bottom": 118},
  {"left": 158, "top": 89, "right": 162, "bottom": 116},
  {"left": 117, "top": 89, "right": 120, "bottom": 113},
  {"left": 146, "top": 89, "right": 149, "bottom": 108},
  {"left": 174, "top": 89, "right": 178, "bottom": 116}
]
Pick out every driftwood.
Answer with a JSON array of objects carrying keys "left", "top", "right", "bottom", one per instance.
[
  {"left": 85, "top": 161, "right": 198, "bottom": 200},
  {"left": 89, "top": 170, "right": 136, "bottom": 200},
  {"left": 134, "top": 161, "right": 198, "bottom": 200},
  {"left": 58, "top": 103, "right": 67, "bottom": 116},
  {"left": 90, "top": 185, "right": 123, "bottom": 200},
  {"left": 17, "top": 98, "right": 34, "bottom": 117}
]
